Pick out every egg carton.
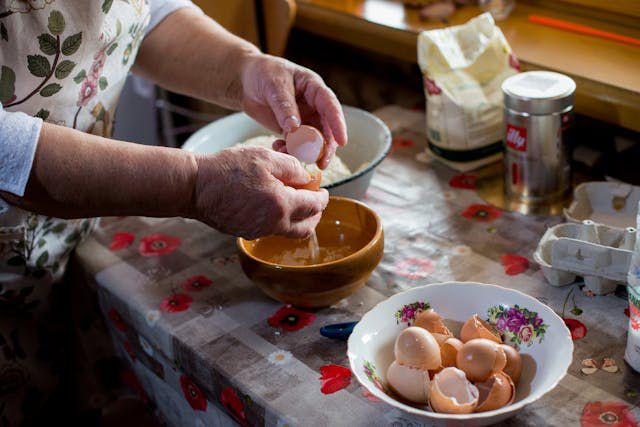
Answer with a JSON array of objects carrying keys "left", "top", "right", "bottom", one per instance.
[
  {"left": 565, "top": 181, "right": 640, "bottom": 230},
  {"left": 533, "top": 220, "right": 636, "bottom": 295}
]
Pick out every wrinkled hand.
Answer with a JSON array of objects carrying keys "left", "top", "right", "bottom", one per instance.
[
  {"left": 240, "top": 54, "right": 348, "bottom": 169},
  {"left": 193, "top": 146, "right": 329, "bottom": 240}
]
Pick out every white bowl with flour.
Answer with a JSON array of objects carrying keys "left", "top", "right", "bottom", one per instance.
[{"left": 182, "top": 106, "right": 391, "bottom": 200}]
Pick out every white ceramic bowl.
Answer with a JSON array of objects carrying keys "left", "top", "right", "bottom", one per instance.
[
  {"left": 348, "top": 282, "right": 573, "bottom": 426},
  {"left": 182, "top": 106, "right": 391, "bottom": 200}
]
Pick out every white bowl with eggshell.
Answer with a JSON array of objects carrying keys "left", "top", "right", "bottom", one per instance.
[
  {"left": 348, "top": 282, "right": 573, "bottom": 426},
  {"left": 182, "top": 106, "right": 391, "bottom": 200}
]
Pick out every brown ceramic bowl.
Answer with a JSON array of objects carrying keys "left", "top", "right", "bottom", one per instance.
[{"left": 237, "top": 196, "right": 384, "bottom": 308}]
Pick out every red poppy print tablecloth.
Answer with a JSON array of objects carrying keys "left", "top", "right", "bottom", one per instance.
[{"left": 74, "top": 106, "right": 640, "bottom": 427}]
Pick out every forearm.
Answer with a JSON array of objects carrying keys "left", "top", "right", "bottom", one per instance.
[
  {"left": 1, "top": 122, "right": 198, "bottom": 219},
  {"left": 132, "top": 8, "right": 259, "bottom": 109}
]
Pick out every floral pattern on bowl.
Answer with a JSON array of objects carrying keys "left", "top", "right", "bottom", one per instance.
[
  {"left": 363, "top": 360, "right": 385, "bottom": 392},
  {"left": 487, "top": 304, "right": 547, "bottom": 348},
  {"left": 394, "top": 301, "right": 430, "bottom": 325}
]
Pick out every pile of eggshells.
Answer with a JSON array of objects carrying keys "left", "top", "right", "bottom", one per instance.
[{"left": 386, "top": 309, "right": 522, "bottom": 414}]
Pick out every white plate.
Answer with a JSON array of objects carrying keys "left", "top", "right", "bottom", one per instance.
[
  {"left": 348, "top": 282, "right": 573, "bottom": 426},
  {"left": 182, "top": 106, "right": 391, "bottom": 200}
]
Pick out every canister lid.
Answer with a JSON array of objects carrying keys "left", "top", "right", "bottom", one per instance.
[{"left": 502, "top": 71, "right": 576, "bottom": 115}]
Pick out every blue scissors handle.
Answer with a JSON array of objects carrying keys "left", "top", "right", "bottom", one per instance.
[{"left": 320, "top": 321, "right": 358, "bottom": 341}]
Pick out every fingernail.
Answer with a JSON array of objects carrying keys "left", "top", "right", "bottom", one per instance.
[{"left": 283, "top": 115, "right": 301, "bottom": 133}]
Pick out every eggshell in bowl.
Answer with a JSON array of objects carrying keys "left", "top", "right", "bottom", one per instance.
[
  {"left": 432, "top": 332, "right": 453, "bottom": 347},
  {"left": 460, "top": 314, "right": 502, "bottom": 343},
  {"left": 395, "top": 327, "right": 442, "bottom": 370},
  {"left": 501, "top": 344, "right": 523, "bottom": 384},
  {"left": 387, "top": 361, "right": 431, "bottom": 403},
  {"left": 415, "top": 309, "right": 451, "bottom": 336},
  {"left": 475, "top": 372, "right": 516, "bottom": 412},
  {"left": 441, "top": 337, "right": 463, "bottom": 368},
  {"left": 429, "top": 367, "right": 479, "bottom": 414},
  {"left": 456, "top": 339, "right": 507, "bottom": 383}
]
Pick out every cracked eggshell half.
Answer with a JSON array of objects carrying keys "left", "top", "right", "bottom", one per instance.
[
  {"left": 429, "top": 367, "right": 479, "bottom": 414},
  {"left": 441, "top": 337, "right": 463, "bottom": 368},
  {"left": 395, "top": 326, "right": 442, "bottom": 370},
  {"left": 475, "top": 371, "right": 516, "bottom": 412},
  {"left": 285, "top": 125, "right": 324, "bottom": 164},
  {"left": 456, "top": 338, "right": 507, "bottom": 383},
  {"left": 386, "top": 361, "right": 431, "bottom": 403},
  {"left": 414, "top": 309, "right": 452, "bottom": 336},
  {"left": 460, "top": 314, "right": 503, "bottom": 343},
  {"left": 501, "top": 344, "right": 522, "bottom": 384}
]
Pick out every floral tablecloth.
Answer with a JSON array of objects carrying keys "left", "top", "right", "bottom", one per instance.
[{"left": 75, "top": 106, "right": 640, "bottom": 427}]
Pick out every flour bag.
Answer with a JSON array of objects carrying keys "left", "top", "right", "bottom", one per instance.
[{"left": 417, "top": 13, "right": 519, "bottom": 164}]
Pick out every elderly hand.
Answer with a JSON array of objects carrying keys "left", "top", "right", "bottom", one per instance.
[
  {"left": 240, "top": 54, "right": 348, "bottom": 170},
  {"left": 193, "top": 146, "right": 329, "bottom": 240}
]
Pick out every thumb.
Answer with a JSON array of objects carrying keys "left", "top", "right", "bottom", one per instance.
[
  {"left": 266, "top": 77, "right": 301, "bottom": 134},
  {"left": 267, "top": 152, "right": 311, "bottom": 187}
]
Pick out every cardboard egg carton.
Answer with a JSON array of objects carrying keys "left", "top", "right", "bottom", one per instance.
[
  {"left": 565, "top": 181, "right": 640, "bottom": 230},
  {"left": 533, "top": 220, "right": 636, "bottom": 295}
]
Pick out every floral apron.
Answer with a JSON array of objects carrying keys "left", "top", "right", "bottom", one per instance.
[{"left": 0, "top": 1, "right": 150, "bottom": 424}]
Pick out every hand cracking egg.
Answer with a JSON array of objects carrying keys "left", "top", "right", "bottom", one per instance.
[
  {"left": 285, "top": 125, "right": 324, "bottom": 164},
  {"left": 291, "top": 171, "right": 322, "bottom": 192}
]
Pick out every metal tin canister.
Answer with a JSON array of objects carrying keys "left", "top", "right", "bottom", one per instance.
[{"left": 501, "top": 71, "right": 576, "bottom": 203}]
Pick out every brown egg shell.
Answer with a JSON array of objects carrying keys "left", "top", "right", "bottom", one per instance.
[
  {"left": 292, "top": 171, "right": 322, "bottom": 191},
  {"left": 386, "top": 361, "right": 431, "bottom": 404},
  {"left": 428, "top": 367, "right": 442, "bottom": 380},
  {"left": 429, "top": 367, "right": 479, "bottom": 414},
  {"left": 414, "top": 309, "right": 451, "bottom": 336},
  {"left": 460, "top": 314, "right": 502, "bottom": 344},
  {"left": 474, "top": 371, "right": 516, "bottom": 412},
  {"left": 441, "top": 337, "right": 463, "bottom": 368},
  {"left": 432, "top": 332, "right": 454, "bottom": 347},
  {"left": 285, "top": 125, "right": 324, "bottom": 164},
  {"left": 395, "top": 326, "right": 442, "bottom": 370},
  {"left": 500, "top": 344, "right": 522, "bottom": 384},
  {"left": 456, "top": 338, "right": 507, "bottom": 383}
]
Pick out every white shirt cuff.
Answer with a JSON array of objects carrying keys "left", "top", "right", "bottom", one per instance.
[
  {"left": 147, "top": 0, "right": 203, "bottom": 35},
  {"left": 0, "top": 106, "right": 42, "bottom": 213}
]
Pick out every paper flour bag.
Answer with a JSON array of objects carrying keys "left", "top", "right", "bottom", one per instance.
[{"left": 417, "top": 13, "right": 519, "bottom": 164}]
